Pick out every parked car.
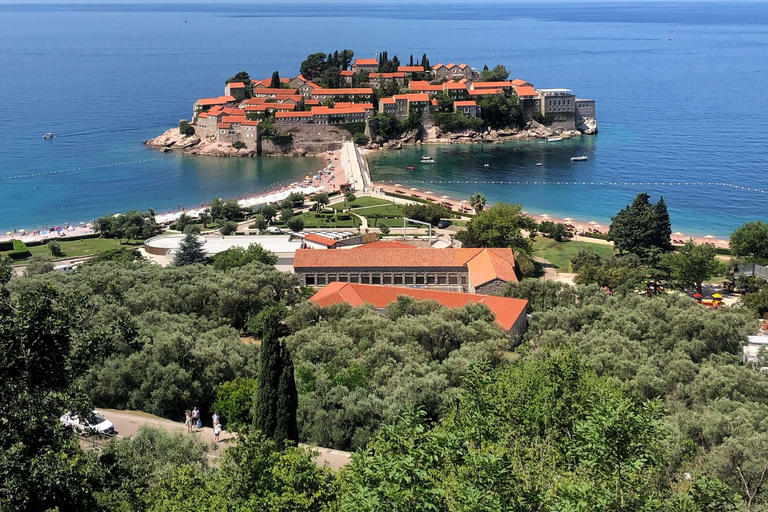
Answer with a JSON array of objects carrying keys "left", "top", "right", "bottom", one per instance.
[
  {"left": 437, "top": 220, "right": 452, "bottom": 229},
  {"left": 266, "top": 226, "right": 283, "bottom": 234},
  {"left": 60, "top": 410, "right": 115, "bottom": 436}
]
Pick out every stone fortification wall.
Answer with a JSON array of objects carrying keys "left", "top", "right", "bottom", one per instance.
[{"left": 261, "top": 123, "right": 352, "bottom": 155}]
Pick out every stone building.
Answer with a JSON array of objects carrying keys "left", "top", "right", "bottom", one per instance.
[
  {"left": 310, "top": 282, "right": 529, "bottom": 337},
  {"left": 224, "top": 82, "right": 247, "bottom": 101},
  {"left": 340, "top": 70, "right": 354, "bottom": 86},
  {"left": 432, "top": 63, "right": 478, "bottom": 81},
  {"left": 293, "top": 244, "right": 519, "bottom": 294},
  {"left": 192, "top": 95, "right": 235, "bottom": 119},
  {"left": 575, "top": 98, "right": 596, "bottom": 118},
  {"left": 311, "top": 88, "right": 374, "bottom": 102},
  {"left": 454, "top": 100, "right": 480, "bottom": 117},
  {"left": 369, "top": 72, "right": 405, "bottom": 89},
  {"left": 351, "top": 58, "right": 379, "bottom": 73},
  {"left": 538, "top": 89, "right": 576, "bottom": 115}
]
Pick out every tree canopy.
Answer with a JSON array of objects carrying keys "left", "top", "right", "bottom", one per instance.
[
  {"left": 730, "top": 220, "right": 768, "bottom": 261},
  {"left": 607, "top": 193, "right": 672, "bottom": 257}
]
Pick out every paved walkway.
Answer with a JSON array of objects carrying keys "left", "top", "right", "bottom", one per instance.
[{"left": 97, "top": 408, "right": 352, "bottom": 470}]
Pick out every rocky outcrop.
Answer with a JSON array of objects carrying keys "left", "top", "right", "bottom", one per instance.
[
  {"left": 576, "top": 112, "right": 598, "bottom": 135},
  {"left": 145, "top": 128, "right": 201, "bottom": 150}
]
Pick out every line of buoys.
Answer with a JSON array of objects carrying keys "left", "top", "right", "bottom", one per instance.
[
  {"left": 1, "top": 156, "right": 180, "bottom": 181},
  {"left": 381, "top": 179, "right": 768, "bottom": 194}
]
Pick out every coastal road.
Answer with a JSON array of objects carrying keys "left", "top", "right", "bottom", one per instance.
[{"left": 96, "top": 408, "right": 352, "bottom": 471}]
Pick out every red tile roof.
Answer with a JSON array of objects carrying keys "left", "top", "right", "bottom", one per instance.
[
  {"left": 312, "top": 88, "right": 373, "bottom": 96},
  {"left": 511, "top": 78, "right": 532, "bottom": 87},
  {"left": 309, "top": 282, "right": 527, "bottom": 331},
  {"left": 221, "top": 116, "right": 244, "bottom": 123},
  {"left": 394, "top": 93, "right": 430, "bottom": 102},
  {"left": 240, "top": 120, "right": 260, "bottom": 126},
  {"left": 340, "top": 70, "right": 354, "bottom": 76},
  {"left": 514, "top": 85, "right": 538, "bottom": 98},
  {"left": 218, "top": 122, "right": 231, "bottom": 129},
  {"left": 226, "top": 82, "right": 246, "bottom": 88},
  {"left": 370, "top": 72, "right": 405, "bottom": 78},
  {"left": 380, "top": 98, "right": 396, "bottom": 105},
  {"left": 196, "top": 96, "right": 236, "bottom": 106},
  {"left": 275, "top": 111, "right": 313, "bottom": 118},
  {"left": 294, "top": 245, "right": 517, "bottom": 287},
  {"left": 398, "top": 66, "right": 424, "bottom": 73},
  {"left": 303, "top": 233, "right": 337, "bottom": 247},
  {"left": 197, "top": 112, "right": 209, "bottom": 118},
  {"left": 472, "top": 81, "right": 513, "bottom": 89},
  {"left": 454, "top": 100, "right": 477, "bottom": 107},
  {"left": 355, "top": 240, "right": 414, "bottom": 249},
  {"left": 353, "top": 59, "right": 379, "bottom": 66},
  {"left": 444, "top": 82, "right": 468, "bottom": 90},
  {"left": 311, "top": 104, "right": 372, "bottom": 115},
  {"left": 409, "top": 81, "right": 444, "bottom": 92},
  {"left": 244, "top": 105, "right": 267, "bottom": 112},
  {"left": 304, "top": 99, "right": 321, "bottom": 106},
  {"left": 468, "top": 88, "right": 504, "bottom": 96}
]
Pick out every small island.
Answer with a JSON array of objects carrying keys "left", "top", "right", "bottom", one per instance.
[{"left": 146, "top": 50, "right": 597, "bottom": 157}]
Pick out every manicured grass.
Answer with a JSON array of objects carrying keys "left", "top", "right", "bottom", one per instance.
[
  {"left": 532, "top": 236, "right": 615, "bottom": 271},
  {"left": 2, "top": 238, "right": 143, "bottom": 261},
  {"left": 358, "top": 204, "right": 405, "bottom": 217},
  {"left": 331, "top": 196, "right": 392, "bottom": 210},
  {"left": 295, "top": 212, "right": 361, "bottom": 228}
]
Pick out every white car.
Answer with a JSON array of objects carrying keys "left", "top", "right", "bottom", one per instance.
[
  {"left": 266, "top": 226, "right": 283, "bottom": 234},
  {"left": 60, "top": 410, "right": 115, "bottom": 436}
]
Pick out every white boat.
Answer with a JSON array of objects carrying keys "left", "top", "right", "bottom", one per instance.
[
  {"left": 570, "top": 156, "right": 588, "bottom": 162},
  {"left": 547, "top": 137, "right": 563, "bottom": 142},
  {"left": 43, "top": 133, "right": 54, "bottom": 139},
  {"left": 420, "top": 156, "right": 435, "bottom": 163},
  {"left": 536, "top": 162, "right": 543, "bottom": 166}
]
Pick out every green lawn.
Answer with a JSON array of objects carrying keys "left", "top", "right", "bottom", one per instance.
[
  {"left": 2, "top": 238, "right": 144, "bottom": 262},
  {"left": 295, "top": 212, "right": 361, "bottom": 228},
  {"left": 532, "top": 236, "right": 615, "bottom": 271},
  {"left": 331, "top": 196, "right": 392, "bottom": 210}
]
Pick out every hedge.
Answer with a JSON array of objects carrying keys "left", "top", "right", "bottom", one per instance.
[{"left": 10, "top": 240, "right": 31, "bottom": 260}]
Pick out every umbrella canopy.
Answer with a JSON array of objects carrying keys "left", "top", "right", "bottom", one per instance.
[
  {"left": 693, "top": 293, "right": 703, "bottom": 298},
  {"left": 563, "top": 217, "right": 573, "bottom": 222},
  {"left": 5, "top": 231, "right": 11, "bottom": 235},
  {"left": 394, "top": 183, "right": 403, "bottom": 187},
  {"left": 424, "top": 191, "right": 434, "bottom": 194},
  {"left": 594, "top": 224, "right": 602, "bottom": 229},
  {"left": 588, "top": 220, "right": 597, "bottom": 225},
  {"left": 713, "top": 293, "right": 723, "bottom": 299},
  {"left": 18, "top": 229, "right": 25, "bottom": 233},
  {"left": 540, "top": 214, "right": 550, "bottom": 219},
  {"left": 704, "top": 234, "right": 715, "bottom": 239},
  {"left": 673, "top": 231, "right": 684, "bottom": 236},
  {"left": 410, "top": 187, "right": 419, "bottom": 191},
  {"left": 86, "top": 222, "right": 93, "bottom": 227},
  {"left": 441, "top": 195, "right": 450, "bottom": 199},
  {"left": 460, "top": 200, "right": 468, "bottom": 203}
]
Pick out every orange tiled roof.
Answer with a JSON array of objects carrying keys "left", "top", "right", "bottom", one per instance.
[
  {"left": 304, "top": 99, "right": 321, "bottom": 106},
  {"left": 222, "top": 108, "right": 245, "bottom": 116},
  {"left": 409, "top": 81, "right": 444, "bottom": 92},
  {"left": 309, "top": 282, "right": 527, "bottom": 331},
  {"left": 514, "top": 85, "right": 538, "bottom": 98},
  {"left": 393, "top": 93, "right": 430, "bottom": 102},
  {"left": 244, "top": 105, "right": 267, "bottom": 112},
  {"left": 454, "top": 100, "right": 477, "bottom": 107},
  {"left": 398, "top": 66, "right": 424, "bottom": 73},
  {"left": 311, "top": 104, "right": 372, "bottom": 115},
  {"left": 312, "top": 88, "right": 373, "bottom": 95},
  {"left": 240, "top": 120, "right": 260, "bottom": 126},
  {"left": 196, "top": 96, "right": 235, "bottom": 106},
  {"left": 381, "top": 98, "right": 396, "bottom": 105},
  {"left": 370, "top": 72, "right": 405, "bottom": 78},
  {"left": 354, "top": 240, "right": 415, "bottom": 249},
  {"left": 444, "top": 82, "right": 468, "bottom": 90},
  {"left": 221, "top": 116, "right": 244, "bottom": 123},
  {"left": 197, "top": 112, "right": 209, "bottom": 118},
  {"left": 468, "top": 88, "right": 504, "bottom": 96},
  {"left": 303, "top": 233, "right": 337, "bottom": 247},
  {"left": 295, "top": 245, "right": 517, "bottom": 287},
  {"left": 340, "top": 70, "right": 354, "bottom": 76},
  {"left": 227, "top": 82, "right": 246, "bottom": 88},
  {"left": 472, "top": 81, "right": 513, "bottom": 89},
  {"left": 511, "top": 78, "right": 532, "bottom": 87},
  {"left": 354, "top": 58, "right": 379, "bottom": 66},
  {"left": 275, "top": 111, "right": 313, "bottom": 118},
  {"left": 218, "top": 122, "right": 231, "bottom": 129}
]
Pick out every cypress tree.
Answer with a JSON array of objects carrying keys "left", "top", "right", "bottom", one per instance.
[
  {"left": 421, "top": 53, "right": 428, "bottom": 70},
  {"left": 254, "top": 306, "right": 282, "bottom": 438},
  {"left": 409, "top": 54, "right": 414, "bottom": 66},
  {"left": 270, "top": 71, "right": 281, "bottom": 89},
  {"left": 341, "top": 50, "right": 349, "bottom": 70},
  {"left": 274, "top": 344, "right": 299, "bottom": 446},
  {"left": 652, "top": 196, "right": 672, "bottom": 251},
  {"left": 333, "top": 50, "right": 339, "bottom": 68}
]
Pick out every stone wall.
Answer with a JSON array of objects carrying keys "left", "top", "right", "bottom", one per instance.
[
  {"left": 472, "top": 278, "right": 508, "bottom": 296},
  {"left": 260, "top": 123, "right": 352, "bottom": 155}
]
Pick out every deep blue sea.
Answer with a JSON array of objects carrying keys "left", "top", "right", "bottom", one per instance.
[{"left": 1, "top": 2, "right": 767, "bottom": 236}]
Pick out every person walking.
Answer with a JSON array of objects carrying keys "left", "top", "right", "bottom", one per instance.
[
  {"left": 212, "top": 411, "right": 219, "bottom": 426},
  {"left": 213, "top": 420, "right": 222, "bottom": 443},
  {"left": 185, "top": 410, "right": 193, "bottom": 434},
  {"left": 192, "top": 407, "right": 201, "bottom": 430}
]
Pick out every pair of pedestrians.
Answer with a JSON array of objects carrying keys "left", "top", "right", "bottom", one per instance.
[{"left": 185, "top": 407, "right": 222, "bottom": 442}]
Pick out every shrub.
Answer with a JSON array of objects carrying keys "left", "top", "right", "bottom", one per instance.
[
  {"left": 212, "top": 378, "right": 258, "bottom": 432},
  {"left": 287, "top": 217, "right": 305, "bottom": 232},
  {"left": 232, "top": 140, "right": 246, "bottom": 150},
  {"left": 48, "top": 240, "right": 62, "bottom": 257},
  {"left": 220, "top": 221, "right": 238, "bottom": 235},
  {"left": 341, "top": 121, "right": 366, "bottom": 136},
  {"left": 179, "top": 120, "right": 195, "bottom": 136},
  {"left": 10, "top": 240, "right": 31, "bottom": 260},
  {"left": 353, "top": 133, "right": 370, "bottom": 146}
]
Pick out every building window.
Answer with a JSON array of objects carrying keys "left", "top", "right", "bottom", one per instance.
[
  {"left": 449, "top": 275, "right": 458, "bottom": 285},
  {"left": 338, "top": 274, "right": 348, "bottom": 282},
  {"left": 328, "top": 274, "right": 337, "bottom": 283},
  {"left": 415, "top": 275, "right": 425, "bottom": 285},
  {"left": 438, "top": 275, "right": 447, "bottom": 285},
  {"left": 394, "top": 275, "right": 403, "bottom": 285},
  {"left": 305, "top": 275, "right": 315, "bottom": 285},
  {"left": 405, "top": 274, "right": 414, "bottom": 285},
  {"left": 372, "top": 275, "right": 381, "bottom": 284},
  {"left": 349, "top": 274, "right": 359, "bottom": 283},
  {"left": 317, "top": 275, "right": 327, "bottom": 285},
  {"left": 361, "top": 274, "right": 370, "bottom": 284},
  {"left": 383, "top": 275, "right": 392, "bottom": 285},
  {"left": 427, "top": 275, "right": 436, "bottom": 285}
]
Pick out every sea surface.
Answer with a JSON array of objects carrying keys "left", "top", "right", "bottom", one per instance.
[{"left": 1, "top": 2, "right": 767, "bottom": 235}]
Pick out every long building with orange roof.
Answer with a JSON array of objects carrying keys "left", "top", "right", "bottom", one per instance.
[
  {"left": 310, "top": 282, "right": 528, "bottom": 336},
  {"left": 293, "top": 242, "right": 519, "bottom": 295}
]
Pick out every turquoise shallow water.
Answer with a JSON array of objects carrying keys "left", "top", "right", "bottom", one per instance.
[{"left": 1, "top": 2, "right": 767, "bottom": 235}]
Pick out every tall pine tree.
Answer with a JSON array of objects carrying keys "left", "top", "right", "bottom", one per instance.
[
  {"left": 254, "top": 306, "right": 282, "bottom": 438},
  {"left": 409, "top": 54, "right": 414, "bottom": 66},
  {"left": 253, "top": 305, "right": 298, "bottom": 446},
  {"left": 173, "top": 233, "right": 207, "bottom": 266},
  {"left": 608, "top": 192, "right": 672, "bottom": 259},
  {"left": 652, "top": 196, "right": 672, "bottom": 251},
  {"left": 274, "top": 347, "right": 299, "bottom": 446},
  {"left": 270, "top": 71, "right": 281, "bottom": 89}
]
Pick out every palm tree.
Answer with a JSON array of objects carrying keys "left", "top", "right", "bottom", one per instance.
[{"left": 469, "top": 193, "right": 487, "bottom": 213}]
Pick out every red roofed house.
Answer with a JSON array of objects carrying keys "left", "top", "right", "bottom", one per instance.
[
  {"left": 310, "top": 282, "right": 528, "bottom": 336},
  {"left": 443, "top": 81, "right": 469, "bottom": 99},
  {"left": 224, "top": 82, "right": 247, "bottom": 101},
  {"left": 408, "top": 81, "right": 445, "bottom": 96},
  {"left": 293, "top": 243, "right": 519, "bottom": 295},
  {"left": 310, "top": 88, "right": 373, "bottom": 102},
  {"left": 511, "top": 78, "right": 533, "bottom": 87},
  {"left": 275, "top": 111, "right": 313, "bottom": 124},
  {"left": 397, "top": 65, "right": 427, "bottom": 76},
  {"left": 193, "top": 96, "right": 236, "bottom": 119},
  {"left": 514, "top": 85, "right": 539, "bottom": 99},
  {"left": 340, "top": 70, "right": 354, "bottom": 86},
  {"left": 369, "top": 72, "right": 405, "bottom": 89},
  {"left": 378, "top": 96, "right": 405, "bottom": 117},
  {"left": 310, "top": 103, "right": 374, "bottom": 124},
  {"left": 351, "top": 58, "right": 379, "bottom": 73},
  {"left": 433, "top": 63, "right": 478, "bottom": 81},
  {"left": 454, "top": 100, "right": 480, "bottom": 118},
  {"left": 471, "top": 81, "right": 515, "bottom": 92}
]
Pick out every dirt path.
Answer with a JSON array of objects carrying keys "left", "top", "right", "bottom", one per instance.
[{"left": 97, "top": 408, "right": 352, "bottom": 470}]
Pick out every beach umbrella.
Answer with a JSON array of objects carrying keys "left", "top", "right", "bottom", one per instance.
[
  {"left": 18, "top": 229, "right": 25, "bottom": 233},
  {"left": 540, "top": 214, "right": 550, "bottom": 219},
  {"left": 673, "top": 231, "right": 684, "bottom": 236},
  {"left": 563, "top": 217, "right": 573, "bottom": 222},
  {"left": 424, "top": 191, "right": 434, "bottom": 194},
  {"left": 441, "top": 195, "right": 450, "bottom": 199},
  {"left": 594, "top": 224, "right": 602, "bottom": 229},
  {"left": 79, "top": 221, "right": 85, "bottom": 225},
  {"left": 394, "top": 183, "right": 403, "bottom": 187},
  {"left": 704, "top": 235, "right": 715, "bottom": 239},
  {"left": 410, "top": 187, "right": 419, "bottom": 191},
  {"left": 460, "top": 200, "right": 468, "bottom": 203},
  {"left": 86, "top": 223, "right": 92, "bottom": 227},
  {"left": 712, "top": 293, "right": 723, "bottom": 299},
  {"left": 588, "top": 220, "right": 597, "bottom": 225},
  {"left": 5, "top": 231, "right": 10, "bottom": 235},
  {"left": 693, "top": 293, "right": 702, "bottom": 299}
]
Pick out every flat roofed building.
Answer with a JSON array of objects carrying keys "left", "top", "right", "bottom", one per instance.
[
  {"left": 293, "top": 243, "right": 518, "bottom": 294},
  {"left": 310, "top": 282, "right": 529, "bottom": 337},
  {"left": 538, "top": 88, "right": 576, "bottom": 115}
]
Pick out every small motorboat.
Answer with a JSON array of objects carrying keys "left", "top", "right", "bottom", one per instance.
[
  {"left": 420, "top": 156, "right": 435, "bottom": 163},
  {"left": 547, "top": 137, "right": 563, "bottom": 142},
  {"left": 43, "top": 133, "right": 54, "bottom": 139},
  {"left": 536, "top": 162, "right": 542, "bottom": 166},
  {"left": 406, "top": 166, "right": 415, "bottom": 170},
  {"left": 483, "top": 163, "right": 489, "bottom": 167},
  {"left": 570, "top": 156, "right": 588, "bottom": 162}
]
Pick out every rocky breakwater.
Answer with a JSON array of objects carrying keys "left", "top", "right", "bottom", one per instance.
[{"left": 144, "top": 128, "right": 256, "bottom": 156}]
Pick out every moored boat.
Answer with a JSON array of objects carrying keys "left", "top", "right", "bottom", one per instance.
[
  {"left": 420, "top": 156, "right": 435, "bottom": 163},
  {"left": 547, "top": 137, "right": 563, "bottom": 142},
  {"left": 570, "top": 156, "right": 588, "bottom": 162},
  {"left": 43, "top": 132, "right": 54, "bottom": 139}
]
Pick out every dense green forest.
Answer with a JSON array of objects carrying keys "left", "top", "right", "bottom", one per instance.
[{"left": 2, "top": 245, "right": 768, "bottom": 510}]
